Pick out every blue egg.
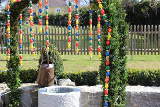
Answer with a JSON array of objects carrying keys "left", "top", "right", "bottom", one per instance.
[
  {"left": 30, "top": 28, "right": 32, "bottom": 31},
  {"left": 97, "top": 35, "right": 101, "bottom": 39},
  {"left": 75, "top": 5, "right": 78, "bottom": 8},
  {"left": 7, "top": 11, "right": 11, "bottom": 15},
  {"left": 103, "top": 102, "right": 109, "bottom": 107},
  {"left": 106, "top": 22, "right": 111, "bottom": 27},
  {"left": 19, "top": 45, "right": 22, "bottom": 48},
  {"left": 75, "top": 32, "right": 79, "bottom": 36},
  {"left": 39, "top": 9, "right": 42, "bottom": 13},
  {"left": 106, "top": 72, "right": 110, "bottom": 76},
  {"left": 7, "top": 39, "right": 10, "bottom": 42},
  {"left": 45, "top": 32, "right": 49, "bottom": 35},
  {"left": 89, "top": 10, "right": 93, "bottom": 14},
  {"left": 45, "top": 6, "right": 49, "bottom": 9},
  {"left": 89, "top": 37, "right": 92, "bottom": 40},
  {"left": 68, "top": 26, "right": 72, "bottom": 30},
  {"left": 105, "top": 51, "right": 110, "bottom": 56},
  {"left": 19, "top": 20, "right": 22, "bottom": 24}
]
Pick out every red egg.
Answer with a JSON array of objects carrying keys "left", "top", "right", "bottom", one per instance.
[
  {"left": 98, "top": 17, "right": 101, "bottom": 21},
  {"left": 46, "top": 16, "right": 49, "bottom": 20},
  {"left": 106, "top": 61, "right": 110, "bottom": 66},
  {"left": 19, "top": 39, "right": 23, "bottom": 44},
  {"left": 98, "top": 47, "right": 101, "bottom": 52},
  {"left": 97, "top": 29, "right": 101, "bottom": 33},
  {"left": 105, "top": 77, "right": 109, "bottom": 83},
  {"left": 45, "top": 0, "right": 48, "bottom": 4},
  {"left": 97, "top": 0, "right": 102, "bottom": 2},
  {"left": 30, "top": 39, "right": 33, "bottom": 43},
  {"left": 19, "top": 56, "right": 23, "bottom": 59},
  {"left": 68, "top": 8, "right": 72, "bottom": 12},
  {"left": 68, "top": 38, "right": 71, "bottom": 42},
  {"left": 106, "top": 40, "right": 110, "bottom": 45},
  {"left": 39, "top": 1, "right": 42, "bottom": 6},
  {"left": 75, "top": 15, "right": 79, "bottom": 19},
  {"left": 76, "top": 42, "right": 79, "bottom": 47},
  {"left": 104, "top": 89, "right": 108, "bottom": 95},
  {"left": 108, "top": 27, "right": 112, "bottom": 33},
  {"left": 68, "top": 21, "right": 71, "bottom": 25},
  {"left": 19, "top": 15, "right": 22, "bottom": 19},
  {"left": 89, "top": 47, "right": 93, "bottom": 51},
  {"left": 101, "top": 9, "right": 105, "bottom": 15},
  {"left": 89, "top": 32, "right": 92, "bottom": 35},
  {"left": 6, "top": 22, "right": 10, "bottom": 26},
  {"left": 39, "top": 21, "right": 42, "bottom": 25},
  {"left": 89, "top": 20, "right": 92, "bottom": 24},
  {"left": 6, "top": 5, "right": 10, "bottom": 9}
]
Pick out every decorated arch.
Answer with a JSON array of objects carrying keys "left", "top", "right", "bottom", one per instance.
[{"left": 4, "top": 0, "right": 128, "bottom": 107}]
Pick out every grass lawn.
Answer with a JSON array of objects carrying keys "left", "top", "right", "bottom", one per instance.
[{"left": 0, "top": 54, "right": 160, "bottom": 71}]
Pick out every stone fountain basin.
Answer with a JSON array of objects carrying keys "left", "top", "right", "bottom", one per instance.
[{"left": 38, "top": 86, "right": 80, "bottom": 107}]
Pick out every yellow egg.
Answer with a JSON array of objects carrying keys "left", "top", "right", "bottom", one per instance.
[
  {"left": 46, "top": 21, "right": 49, "bottom": 25},
  {"left": 68, "top": 43, "right": 71, "bottom": 48},
  {"left": 39, "top": 28, "right": 42, "bottom": 33},
  {"left": 99, "top": 3, "right": 103, "bottom": 9},
  {"left": 20, "top": 61, "right": 22, "bottom": 65},
  {"left": 105, "top": 83, "right": 109, "bottom": 89},
  {"left": 107, "top": 34, "right": 111, "bottom": 40},
  {"left": 76, "top": 20, "right": 79, "bottom": 24},
  {"left": 97, "top": 24, "right": 101, "bottom": 28},
  {"left": 98, "top": 53, "right": 101, "bottom": 59},
  {"left": 6, "top": 56, "right": 10, "bottom": 61}
]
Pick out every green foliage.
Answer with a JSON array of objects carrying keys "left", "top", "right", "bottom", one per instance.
[
  {"left": 128, "top": 69, "right": 160, "bottom": 86},
  {"left": 39, "top": 45, "right": 64, "bottom": 79},
  {"left": 60, "top": 71, "right": 99, "bottom": 86},
  {"left": 99, "top": 0, "right": 128, "bottom": 106},
  {"left": 20, "top": 69, "right": 38, "bottom": 83},
  {"left": 6, "top": 0, "right": 39, "bottom": 106},
  {"left": 125, "top": 1, "right": 160, "bottom": 25},
  {"left": 1, "top": 69, "right": 160, "bottom": 86}
]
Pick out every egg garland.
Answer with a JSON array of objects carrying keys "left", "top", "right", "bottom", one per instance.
[
  {"left": 97, "top": 0, "right": 112, "bottom": 106},
  {"left": 29, "top": 0, "right": 35, "bottom": 54},
  {"left": 67, "top": 1, "right": 72, "bottom": 50},
  {"left": 45, "top": 0, "right": 49, "bottom": 50},
  {"left": 74, "top": 0, "right": 80, "bottom": 54},
  {"left": 19, "top": 14, "right": 23, "bottom": 65},
  {"left": 38, "top": 0, "right": 43, "bottom": 33},
  {"left": 5, "top": 1, "right": 11, "bottom": 61},
  {"left": 88, "top": 10, "right": 93, "bottom": 59},
  {"left": 97, "top": 13, "right": 102, "bottom": 60}
]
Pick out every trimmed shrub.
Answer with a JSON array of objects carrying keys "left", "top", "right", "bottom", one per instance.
[
  {"left": 1, "top": 69, "right": 160, "bottom": 86},
  {"left": 59, "top": 71, "right": 99, "bottom": 86},
  {"left": 19, "top": 69, "right": 38, "bottom": 83},
  {"left": 0, "top": 71, "right": 7, "bottom": 83},
  {"left": 128, "top": 69, "right": 160, "bottom": 86}
]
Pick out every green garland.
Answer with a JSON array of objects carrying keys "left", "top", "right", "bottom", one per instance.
[
  {"left": 5, "top": 0, "right": 39, "bottom": 106},
  {"left": 99, "top": 0, "right": 128, "bottom": 107}
]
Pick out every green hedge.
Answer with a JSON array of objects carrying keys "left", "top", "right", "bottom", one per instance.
[
  {"left": 1, "top": 69, "right": 160, "bottom": 86},
  {"left": 128, "top": 69, "right": 160, "bottom": 86},
  {"left": 59, "top": 71, "right": 99, "bottom": 86},
  {"left": 0, "top": 69, "right": 37, "bottom": 83}
]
